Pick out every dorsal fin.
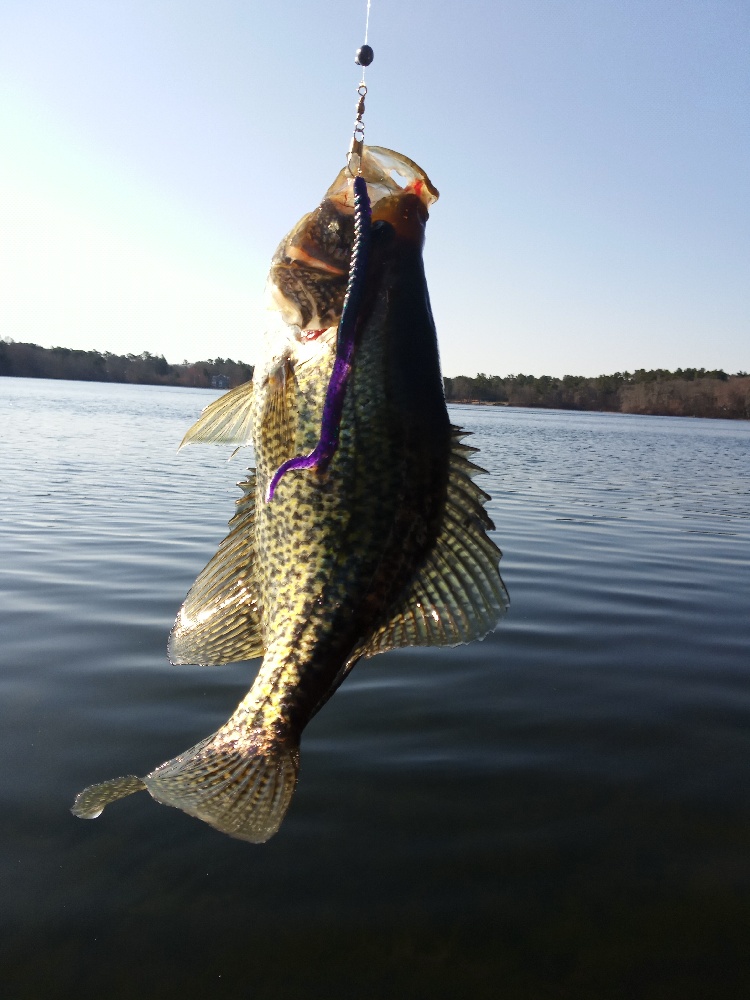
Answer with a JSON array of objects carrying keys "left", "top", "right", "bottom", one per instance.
[
  {"left": 179, "top": 379, "right": 255, "bottom": 450},
  {"left": 357, "top": 426, "right": 508, "bottom": 659},
  {"left": 168, "top": 471, "right": 265, "bottom": 665},
  {"left": 305, "top": 427, "right": 508, "bottom": 718}
]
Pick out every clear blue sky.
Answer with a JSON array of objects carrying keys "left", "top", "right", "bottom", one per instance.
[{"left": 1, "top": 0, "right": 748, "bottom": 377}]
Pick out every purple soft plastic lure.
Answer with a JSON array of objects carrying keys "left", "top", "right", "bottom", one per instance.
[{"left": 265, "top": 174, "right": 372, "bottom": 503}]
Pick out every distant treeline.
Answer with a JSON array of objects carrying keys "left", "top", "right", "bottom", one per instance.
[
  {"left": 2, "top": 341, "right": 748, "bottom": 419},
  {"left": 0, "top": 341, "right": 253, "bottom": 389},
  {"left": 444, "top": 369, "right": 750, "bottom": 420}
]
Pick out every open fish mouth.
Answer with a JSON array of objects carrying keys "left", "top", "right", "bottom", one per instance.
[{"left": 266, "top": 146, "right": 438, "bottom": 330}]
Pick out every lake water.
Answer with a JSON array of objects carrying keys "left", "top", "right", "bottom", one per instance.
[{"left": 1, "top": 377, "right": 749, "bottom": 999}]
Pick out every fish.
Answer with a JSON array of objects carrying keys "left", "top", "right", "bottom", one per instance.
[{"left": 72, "top": 146, "right": 509, "bottom": 843}]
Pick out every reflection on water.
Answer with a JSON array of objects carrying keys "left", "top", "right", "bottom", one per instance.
[{"left": 1, "top": 378, "right": 749, "bottom": 999}]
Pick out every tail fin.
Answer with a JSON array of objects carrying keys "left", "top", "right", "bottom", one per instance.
[
  {"left": 72, "top": 728, "right": 300, "bottom": 844},
  {"left": 144, "top": 729, "right": 300, "bottom": 843}
]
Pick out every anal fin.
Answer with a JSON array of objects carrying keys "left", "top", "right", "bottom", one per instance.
[{"left": 168, "top": 470, "right": 264, "bottom": 665}]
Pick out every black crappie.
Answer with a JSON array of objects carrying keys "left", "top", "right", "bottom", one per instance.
[{"left": 72, "top": 147, "right": 508, "bottom": 842}]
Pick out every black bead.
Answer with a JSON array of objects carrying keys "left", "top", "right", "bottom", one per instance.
[{"left": 355, "top": 45, "right": 374, "bottom": 67}]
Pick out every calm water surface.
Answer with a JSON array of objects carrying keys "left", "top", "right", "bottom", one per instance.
[{"left": 1, "top": 377, "right": 749, "bottom": 999}]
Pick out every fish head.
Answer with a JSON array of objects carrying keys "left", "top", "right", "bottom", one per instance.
[{"left": 266, "top": 146, "right": 438, "bottom": 330}]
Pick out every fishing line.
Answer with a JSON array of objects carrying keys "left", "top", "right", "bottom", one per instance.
[
  {"left": 361, "top": 0, "right": 372, "bottom": 81},
  {"left": 265, "top": 13, "right": 376, "bottom": 503},
  {"left": 349, "top": 0, "right": 374, "bottom": 174}
]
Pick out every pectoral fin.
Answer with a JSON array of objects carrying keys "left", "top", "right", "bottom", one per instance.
[
  {"left": 179, "top": 379, "right": 255, "bottom": 450},
  {"left": 258, "top": 358, "right": 299, "bottom": 473}
]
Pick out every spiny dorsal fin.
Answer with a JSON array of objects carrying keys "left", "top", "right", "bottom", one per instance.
[
  {"left": 168, "top": 470, "right": 264, "bottom": 665},
  {"left": 358, "top": 426, "right": 509, "bottom": 658},
  {"left": 179, "top": 379, "right": 255, "bottom": 450}
]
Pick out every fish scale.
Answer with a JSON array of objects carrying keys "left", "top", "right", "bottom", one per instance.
[{"left": 252, "top": 262, "right": 447, "bottom": 731}]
